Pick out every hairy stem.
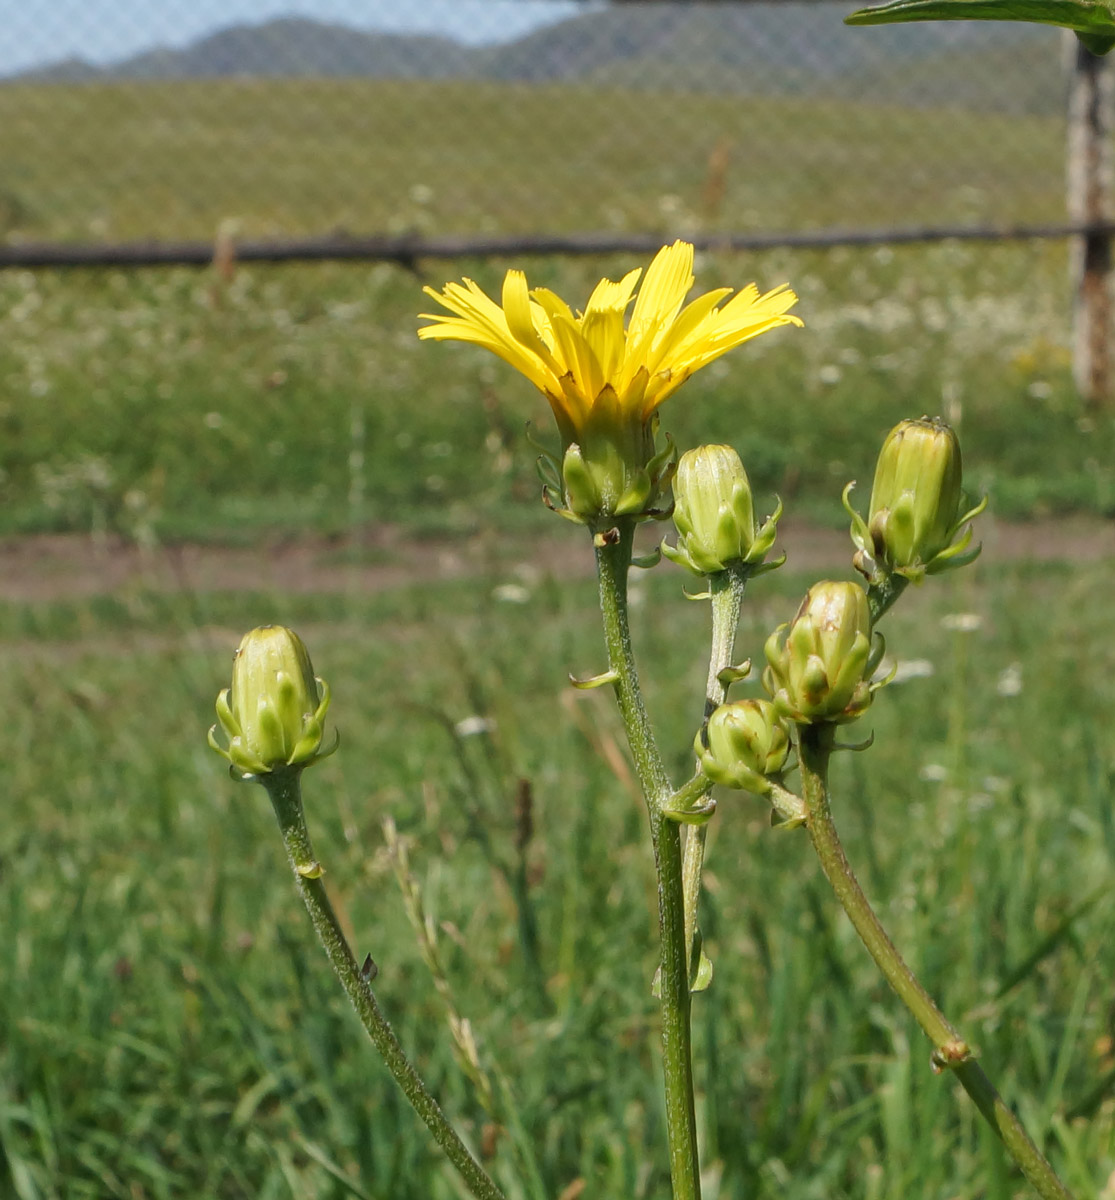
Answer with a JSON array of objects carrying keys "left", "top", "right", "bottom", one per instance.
[
  {"left": 262, "top": 772, "right": 507, "bottom": 1200},
  {"left": 797, "top": 725, "right": 1073, "bottom": 1200},
  {"left": 682, "top": 568, "right": 749, "bottom": 967},
  {"left": 595, "top": 521, "right": 701, "bottom": 1200}
]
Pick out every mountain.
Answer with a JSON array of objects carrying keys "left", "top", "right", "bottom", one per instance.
[
  {"left": 12, "top": 16, "right": 477, "bottom": 83},
  {"left": 3, "top": 6, "right": 1059, "bottom": 114},
  {"left": 478, "top": 5, "right": 1050, "bottom": 87}
]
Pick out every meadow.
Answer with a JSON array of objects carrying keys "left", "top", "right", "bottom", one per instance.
[
  {"left": 3, "top": 553, "right": 1115, "bottom": 1199},
  {"left": 1, "top": 74, "right": 1115, "bottom": 1199},
  {"left": 0, "top": 77, "right": 1108, "bottom": 541},
  {"left": 0, "top": 237, "right": 1114, "bottom": 546}
]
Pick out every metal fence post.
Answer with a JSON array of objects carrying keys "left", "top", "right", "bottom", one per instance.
[{"left": 1066, "top": 31, "right": 1115, "bottom": 408}]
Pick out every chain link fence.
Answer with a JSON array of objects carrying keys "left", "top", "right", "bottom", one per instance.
[{"left": 0, "top": 1, "right": 1077, "bottom": 250}]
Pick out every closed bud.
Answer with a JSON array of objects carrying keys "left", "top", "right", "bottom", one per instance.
[
  {"left": 695, "top": 699, "right": 791, "bottom": 794},
  {"left": 663, "top": 444, "right": 781, "bottom": 575},
  {"left": 209, "top": 625, "right": 338, "bottom": 778},
  {"left": 845, "top": 417, "right": 986, "bottom": 584},
  {"left": 763, "top": 581, "right": 886, "bottom": 724}
]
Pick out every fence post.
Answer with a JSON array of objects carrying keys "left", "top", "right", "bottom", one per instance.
[{"left": 1066, "top": 31, "right": 1114, "bottom": 408}]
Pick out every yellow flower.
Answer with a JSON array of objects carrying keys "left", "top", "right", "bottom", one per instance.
[{"left": 418, "top": 240, "right": 801, "bottom": 446}]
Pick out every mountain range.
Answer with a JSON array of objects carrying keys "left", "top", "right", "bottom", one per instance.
[{"left": 7, "top": 6, "right": 1061, "bottom": 114}]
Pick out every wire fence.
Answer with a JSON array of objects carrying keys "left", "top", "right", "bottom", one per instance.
[
  {"left": 0, "top": 1, "right": 1080, "bottom": 256},
  {"left": 2, "top": 1, "right": 1113, "bottom": 543}
]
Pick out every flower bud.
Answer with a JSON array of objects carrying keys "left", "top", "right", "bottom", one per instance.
[
  {"left": 845, "top": 417, "right": 986, "bottom": 583},
  {"left": 663, "top": 444, "right": 781, "bottom": 575},
  {"left": 209, "top": 625, "right": 338, "bottom": 777},
  {"left": 695, "top": 699, "right": 791, "bottom": 794},
  {"left": 763, "top": 581, "right": 885, "bottom": 724}
]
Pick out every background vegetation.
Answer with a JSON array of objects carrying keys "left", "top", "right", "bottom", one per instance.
[
  {"left": 0, "top": 236, "right": 1111, "bottom": 545},
  {"left": 2, "top": 554, "right": 1114, "bottom": 1198},
  {"left": 2, "top": 62, "right": 1115, "bottom": 1199}
]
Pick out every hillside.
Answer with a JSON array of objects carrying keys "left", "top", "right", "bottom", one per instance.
[{"left": 5, "top": 5, "right": 1059, "bottom": 112}]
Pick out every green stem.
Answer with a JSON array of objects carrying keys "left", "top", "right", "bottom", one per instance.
[
  {"left": 262, "top": 771, "right": 507, "bottom": 1200},
  {"left": 797, "top": 726, "right": 1074, "bottom": 1200},
  {"left": 682, "top": 568, "right": 749, "bottom": 966},
  {"left": 867, "top": 573, "right": 909, "bottom": 624},
  {"left": 594, "top": 522, "right": 701, "bottom": 1200}
]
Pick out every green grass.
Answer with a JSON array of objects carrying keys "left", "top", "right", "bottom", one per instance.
[
  {"left": 0, "top": 78, "right": 1108, "bottom": 540},
  {"left": 1, "top": 553, "right": 1113, "bottom": 1198},
  {"left": 1, "top": 75, "right": 1113, "bottom": 1196},
  {"left": 0, "top": 238, "right": 1112, "bottom": 544},
  {"left": 0, "top": 79, "right": 1065, "bottom": 242}
]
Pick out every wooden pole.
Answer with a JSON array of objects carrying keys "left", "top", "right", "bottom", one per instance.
[{"left": 1066, "top": 32, "right": 1114, "bottom": 408}]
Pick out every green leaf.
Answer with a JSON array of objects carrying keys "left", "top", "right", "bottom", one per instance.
[
  {"left": 845, "top": 0, "right": 1115, "bottom": 44},
  {"left": 691, "top": 948, "right": 715, "bottom": 993}
]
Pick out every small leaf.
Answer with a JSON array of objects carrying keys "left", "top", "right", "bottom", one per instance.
[
  {"left": 569, "top": 669, "right": 618, "bottom": 690},
  {"left": 691, "top": 948, "right": 715, "bottom": 992},
  {"left": 651, "top": 947, "right": 714, "bottom": 997},
  {"left": 662, "top": 797, "right": 717, "bottom": 826},
  {"left": 846, "top": 0, "right": 1115, "bottom": 44}
]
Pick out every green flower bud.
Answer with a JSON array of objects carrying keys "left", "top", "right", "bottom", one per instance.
[
  {"left": 662, "top": 444, "right": 781, "bottom": 576},
  {"left": 695, "top": 699, "right": 791, "bottom": 794},
  {"left": 845, "top": 417, "right": 986, "bottom": 584},
  {"left": 763, "top": 581, "right": 886, "bottom": 724},
  {"left": 209, "top": 625, "right": 338, "bottom": 778}
]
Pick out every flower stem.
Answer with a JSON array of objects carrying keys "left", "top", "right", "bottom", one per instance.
[
  {"left": 797, "top": 725, "right": 1074, "bottom": 1200},
  {"left": 261, "top": 771, "right": 507, "bottom": 1200},
  {"left": 682, "top": 568, "right": 749, "bottom": 965},
  {"left": 868, "top": 573, "right": 908, "bottom": 624},
  {"left": 594, "top": 522, "right": 701, "bottom": 1200}
]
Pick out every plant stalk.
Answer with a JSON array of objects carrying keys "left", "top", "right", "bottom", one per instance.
[
  {"left": 262, "top": 771, "right": 507, "bottom": 1200},
  {"left": 797, "top": 725, "right": 1073, "bottom": 1200},
  {"left": 867, "top": 573, "right": 908, "bottom": 624},
  {"left": 682, "top": 567, "right": 748, "bottom": 965},
  {"left": 594, "top": 521, "right": 702, "bottom": 1200}
]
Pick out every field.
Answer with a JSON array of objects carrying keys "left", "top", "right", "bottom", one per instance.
[
  {"left": 0, "top": 78, "right": 1108, "bottom": 541},
  {"left": 2, "top": 74, "right": 1115, "bottom": 1199},
  {"left": 0, "top": 78, "right": 1066, "bottom": 242},
  {"left": 1, "top": 237, "right": 1114, "bottom": 546},
  {"left": 3, "top": 552, "right": 1115, "bottom": 1199}
]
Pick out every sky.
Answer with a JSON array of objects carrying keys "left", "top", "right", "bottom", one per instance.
[{"left": 0, "top": 0, "right": 596, "bottom": 76}]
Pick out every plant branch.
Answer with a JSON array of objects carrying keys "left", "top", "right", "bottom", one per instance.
[
  {"left": 682, "top": 567, "right": 749, "bottom": 967},
  {"left": 797, "top": 725, "right": 1074, "bottom": 1200},
  {"left": 594, "top": 520, "right": 702, "bottom": 1200},
  {"left": 262, "top": 771, "right": 507, "bottom": 1200}
]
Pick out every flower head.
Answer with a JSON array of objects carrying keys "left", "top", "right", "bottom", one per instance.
[
  {"left": 695, "top": 698, "right": 792, "bottom": 795},
  {"left": 663, "top": 443, "right": 781, "bottom": 576},
  {"left": 420, "top": 240, "right": 798, "bottom": 443},
  {"left": 845, "top": 416, "right": 986, "bottom": 585},
  {"left": 763, "top": 581, "right": 887, "bottom": 725},
  {"left": 419, "top": 241, "right": 800, "bottom": 521},
  {"left": 209, "top": 625, "right": 338, "bottom": 779}
]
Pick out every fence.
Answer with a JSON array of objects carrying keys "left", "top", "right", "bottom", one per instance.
[
  {"left": 0, "top": 1, "right": 1092, "bottom": 255},
  {"left": 2, "top": 2, "right": 1113, "bottom": 402},
  {"left": 1, "top": 0, "right": 1113, "bottom": 542}
]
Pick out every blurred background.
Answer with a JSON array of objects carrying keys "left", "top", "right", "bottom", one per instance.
[
  {"left": 0, "top": 0, "right": 1081, "bottom": 242},
  {"left": 0, "top": 0, "right": 1112, "bottom": 541},
  {"left": 3, "top": 5, "right": 1115, "bottom": 1200}
]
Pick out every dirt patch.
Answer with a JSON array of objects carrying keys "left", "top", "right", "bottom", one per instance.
[{"left": 0, "top": 515, "right": 1111, "bottom": 604}]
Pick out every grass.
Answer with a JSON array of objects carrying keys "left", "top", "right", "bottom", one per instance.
[
  {"left": 1, "top": 551, "right": 1114, "bottom": 1198},
  {"left": 0, "top": 79, "right": 1066, "bottom": 243},
  {"left": 0, "top": 237, "right": 1112, "bottom": 544},
  {"left": 0, "top": 77, "right": 1109, "bottom": 540},
  {"left": 1, "top": 72, "right": 1114, "bottom": 1198}
]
